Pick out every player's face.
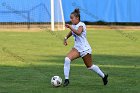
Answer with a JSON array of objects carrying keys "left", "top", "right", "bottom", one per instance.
[{"left": 70, "top": 14, "right": 79, "bottom": 24}]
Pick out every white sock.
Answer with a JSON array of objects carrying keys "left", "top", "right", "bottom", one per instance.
[
  {"left": 88, "top": 65, "right": 105, "bottom": 78},
  {"left": 64, "top": 57, "right": 71, "bottom": 79}
]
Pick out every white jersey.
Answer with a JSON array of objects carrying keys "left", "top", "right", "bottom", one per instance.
[{"left": 71, "top": 22, "right": 92, "bottom": 52}]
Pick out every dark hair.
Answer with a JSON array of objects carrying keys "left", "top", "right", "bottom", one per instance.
[{"left": 71, "top": 8, "right": 80, "bottom": 20}]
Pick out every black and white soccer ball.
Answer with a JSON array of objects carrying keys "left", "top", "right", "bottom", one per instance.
[{"left": 51, "top": 76, "right": 62, "bottom": 87}]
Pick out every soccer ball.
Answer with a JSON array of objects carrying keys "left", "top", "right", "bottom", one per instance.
[{"left": 51, "top": 76, "right": 62, "bottom": 87}]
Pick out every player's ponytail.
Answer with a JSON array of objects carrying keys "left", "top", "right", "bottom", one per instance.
[
  {"left": 71, "top": 8, "right": 80, "bottom": 21},
  {"left": 74, "top": 8, "right": 80, "bottom": 14}
]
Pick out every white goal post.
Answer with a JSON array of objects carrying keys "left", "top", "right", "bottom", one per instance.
[{"left": 50, "top": 0, "right": 65, "bottom": 31}]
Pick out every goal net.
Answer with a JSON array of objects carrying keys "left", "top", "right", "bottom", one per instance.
[{"left": 0, "top": 0, "right": 65, "bottom": 31}]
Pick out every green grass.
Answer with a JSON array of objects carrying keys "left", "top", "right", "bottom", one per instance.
[{"left": 0, "top": 29, "right": 140, "bottom": 93}]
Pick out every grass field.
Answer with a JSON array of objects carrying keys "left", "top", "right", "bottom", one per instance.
[{"left": 0, "top": 29, "right": 140, "bottom": 93}]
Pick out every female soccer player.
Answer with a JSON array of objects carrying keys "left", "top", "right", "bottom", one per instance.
[{"left": 63, "top": 8, "right": 108, "bottom": 87}]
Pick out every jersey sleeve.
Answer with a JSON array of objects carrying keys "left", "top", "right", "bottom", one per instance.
[{"left": 77, "top": 22, "right": 86, "bottom": 31}]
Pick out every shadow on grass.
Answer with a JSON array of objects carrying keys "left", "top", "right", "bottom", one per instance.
[{"left": 37, "top": 54, "right": 140, "bottom": 67}]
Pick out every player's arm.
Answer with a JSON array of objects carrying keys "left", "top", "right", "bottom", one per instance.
[
  {"left": 64, "top": 31, "right": 72, "bottom": 46},
  {"left": 65, "top": 31, "right": 72, "bottom": 39},
  {"left": 65, "top": 24, "right": 83, "bottom": 36}
]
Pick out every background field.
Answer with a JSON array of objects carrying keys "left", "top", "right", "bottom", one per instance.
[{"left": 0, "top": 29, "right": 140, "bottom": 93}]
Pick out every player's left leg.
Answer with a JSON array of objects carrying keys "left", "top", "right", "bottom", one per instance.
[
  {"left": 63, "top": 48, "right": 80, "bottom": 87},
  {"left": 82, "top": 54, "right": 108, "bottom": 85}
]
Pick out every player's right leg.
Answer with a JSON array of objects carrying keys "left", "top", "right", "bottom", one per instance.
[
  {"left": 63, "top": 48, "right": 80, "bottom": 87},
  {"left": 82, "top": 54, "right": 108, "bottom": 85}
]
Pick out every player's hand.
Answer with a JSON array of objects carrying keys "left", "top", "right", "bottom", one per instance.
[
  {"left": 64, "top": 40, "right": 68, "bottom": 46},
  {"left": 64, "top": 37, "right": 68, "bottom": 46},
  {"left": 65, "top": 24, "right": 71, "bottom": 28}
]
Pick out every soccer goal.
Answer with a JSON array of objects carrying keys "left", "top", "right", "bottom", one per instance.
[
  {"left": 50, "top": 0, "right": 65, "bottom": 31},
  {"left": 0, "top": 0, "right": 65, "bottom": 31}
]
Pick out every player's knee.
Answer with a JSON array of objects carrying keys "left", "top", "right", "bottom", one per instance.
[
  {"left": 88, "top": 65, "right": 99, "bottom": 70},
  {"left": 65, "top": 57, "right": 71, "bottom": 61},
  {"left": 64, "top": 57, "right": 71, "bottom": 67},
  {"left": 64, "top": 57, "right": 71, "bottom": 63},
  {"left": 87, "top": 65, "right": 94, "bottom": 70}
]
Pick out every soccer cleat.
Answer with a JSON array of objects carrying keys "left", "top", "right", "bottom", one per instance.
[
  {"left": 102, "top": 74, "right": 108, "bottom": 85},
  {"left": 63, "top": 79, "right": 69, "bottom": 87}
]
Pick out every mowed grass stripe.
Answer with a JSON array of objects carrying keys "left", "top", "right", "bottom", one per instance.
[{"left": 0, "top": 30, "right": 139, "bottom": 93}]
